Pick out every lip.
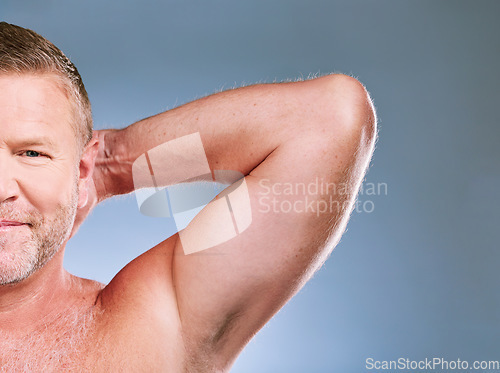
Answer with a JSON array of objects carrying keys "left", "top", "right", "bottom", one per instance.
[{"left": 0, "top": 220, "right": 28, "bottom": 228}]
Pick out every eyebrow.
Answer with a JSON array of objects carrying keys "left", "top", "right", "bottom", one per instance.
[{"left": 13, "top": 137, "right": 58, "bottom": 149}]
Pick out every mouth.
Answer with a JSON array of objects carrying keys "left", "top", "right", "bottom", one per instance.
[{"left": 0, "top": 220, "right": 29, "bottom": 229}]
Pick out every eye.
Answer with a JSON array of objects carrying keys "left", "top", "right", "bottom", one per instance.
[
  {"left": 17, "top": 149, "right": 52, "bottom": 161},
  {"left": 24, "top": 150, "right": 42, "bottom": 158}
]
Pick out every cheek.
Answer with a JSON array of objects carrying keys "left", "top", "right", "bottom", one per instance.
[{"left": 19, "top": 163, "right": 78, "bottom": 212}]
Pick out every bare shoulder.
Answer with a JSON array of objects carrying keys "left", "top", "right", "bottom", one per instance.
[
  {"left": 88, "top": 234, "right": 187, "bottom": 370},
  {"left": 96, "top": 233, "right": 178, "bottom": 314}
]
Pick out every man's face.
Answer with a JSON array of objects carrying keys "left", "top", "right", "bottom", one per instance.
[{"left": 0, "top": 74, "right": 80, "bottom": 285}]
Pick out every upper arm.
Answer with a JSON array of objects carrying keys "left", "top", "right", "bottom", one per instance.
[{"left": 167, "top": 75, "right": 377, "bottom": 368}]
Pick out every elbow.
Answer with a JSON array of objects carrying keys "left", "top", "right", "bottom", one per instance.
[
  {"left": 313, "top": 74, "right": 378, "bottom": 148},
  {"left": 302, "top": 74, "right": 378, "bottom": 183}
]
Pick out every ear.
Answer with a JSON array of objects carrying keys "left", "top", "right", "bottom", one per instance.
[{"left": 77, "top": 133, "right": 99, "bottom": 209}]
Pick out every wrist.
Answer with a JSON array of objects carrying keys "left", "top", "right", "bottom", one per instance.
[{"left": 95, "top": 128, "right": 135, "bottom": 199}]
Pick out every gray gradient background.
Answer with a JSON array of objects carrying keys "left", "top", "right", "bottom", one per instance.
[{"left": 2, "top": 1, "right": 500, "bottom": 372}]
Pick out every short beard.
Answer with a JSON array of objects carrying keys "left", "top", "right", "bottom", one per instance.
[{"left": 0, "top": 183, "right": 78, "bottom": 286}]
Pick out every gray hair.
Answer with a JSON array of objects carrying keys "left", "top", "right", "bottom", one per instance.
[{"left": 0, "top": 22, "right": 92, "bottom": 151}]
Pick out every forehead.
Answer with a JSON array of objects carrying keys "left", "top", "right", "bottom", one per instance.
[{"left": 0, "top": 73, "right": 75, "bottom": 145}]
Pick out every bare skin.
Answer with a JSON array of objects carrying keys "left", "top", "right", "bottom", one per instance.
[{"left": 0, "top": 73, "right": 376, "bottom": 372}]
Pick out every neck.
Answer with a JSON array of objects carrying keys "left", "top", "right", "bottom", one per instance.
[{"left": 0, "top": 248, "right": 74, "bottom": 335}]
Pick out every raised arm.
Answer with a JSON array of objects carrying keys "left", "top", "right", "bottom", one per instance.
[{"left": 91, "top": 74, "right": 376, "bottom": 370}]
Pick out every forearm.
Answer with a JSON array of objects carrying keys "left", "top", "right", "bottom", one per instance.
[{"left": 96, "top": 75, "right": 343, "bottom": 198}]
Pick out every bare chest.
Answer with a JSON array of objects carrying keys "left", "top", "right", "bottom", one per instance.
[
  {"left": 0, "top": 309, "right": 186, "bottom": 372},
  {"left": 0, "top": 308, "right": 97, "bottom": 372}
]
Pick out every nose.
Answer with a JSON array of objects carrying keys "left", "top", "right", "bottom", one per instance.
[{"left": 0, "top": 156, "right": 19, "bottom": 203}]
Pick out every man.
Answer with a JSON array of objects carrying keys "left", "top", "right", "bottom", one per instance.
[{"left": 0, "top": 22, "right": 376, "bottom": 371}]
